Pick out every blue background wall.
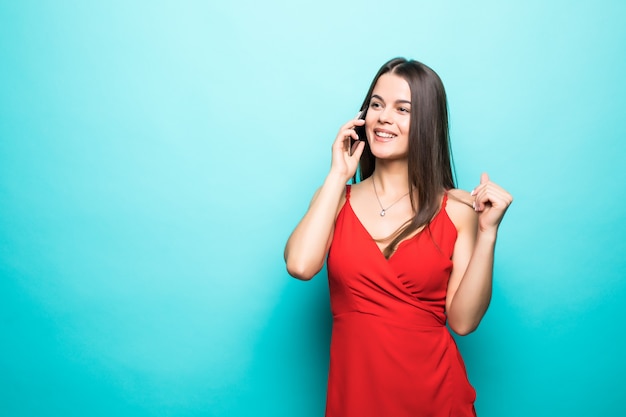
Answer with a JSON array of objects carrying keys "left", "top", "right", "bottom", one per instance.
[{"left": 1, "top": 1, "right": 625, "bottom": 416}]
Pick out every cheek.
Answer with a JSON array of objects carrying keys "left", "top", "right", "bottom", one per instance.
[{"left": 401, "top": 118, "right": 411, "bottom": 133}]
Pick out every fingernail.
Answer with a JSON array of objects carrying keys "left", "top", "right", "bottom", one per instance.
[
  {"left": 470, "top": 189, "right": 476, "bottom": 196},
  {"left": 472, "top": 202, "right": 476, "bottom": 210}
]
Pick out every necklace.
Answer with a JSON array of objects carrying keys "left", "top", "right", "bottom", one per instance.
[{"left": 372, "top": 177, "right": 410, "bottom": 217}]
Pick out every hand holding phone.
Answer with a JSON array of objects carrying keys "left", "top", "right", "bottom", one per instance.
[{"left": 350, "top": 110, "right": 366, "bottom": 156}]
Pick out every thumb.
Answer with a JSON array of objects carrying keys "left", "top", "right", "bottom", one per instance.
[{"left": 480, "top": 172, "right": 489, "bottom": 185}]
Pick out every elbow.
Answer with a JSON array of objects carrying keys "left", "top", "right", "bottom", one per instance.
[
  {"left": 449, "top": 323, "right": 477, "bottom": 336},
  {"left": 447, "top": 318, "right": 480, "bottom": 336},
  {"left": 447, "top": 302, "right": 490, "bottom": 336},
  {"left": 283, "top": 245, "right": 325, "bottom": 280},
  {"left": 285, "top": 259, "right": 322, "bottom": 281}
]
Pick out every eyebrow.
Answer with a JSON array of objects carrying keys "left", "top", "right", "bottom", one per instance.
[{"left": 371, "top": 94, "right": 411, "bottom": 105}]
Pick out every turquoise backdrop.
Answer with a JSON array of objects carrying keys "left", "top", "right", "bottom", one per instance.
[{"left": 1, "top": 1, "right": 625, "bottom": 416}]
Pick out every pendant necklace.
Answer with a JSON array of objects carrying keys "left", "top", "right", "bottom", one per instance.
[{"left": 372, "top": 177, "right": 410, "bottom": 217}]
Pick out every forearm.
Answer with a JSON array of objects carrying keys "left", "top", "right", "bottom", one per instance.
[
  {"left": 447, "top": 230, "right": 497, "bottom": 335},
  {"left": 284, "top": 173, "right": 347, "bottom": 280}
]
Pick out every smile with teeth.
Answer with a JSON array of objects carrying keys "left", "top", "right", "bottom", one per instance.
[{"left": 375, "top": 130, "right": 397, "bottom": 140}]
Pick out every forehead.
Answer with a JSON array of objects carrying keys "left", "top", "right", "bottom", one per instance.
[{"left": 372, "top": 73, "right": 411, "bottom": 100}]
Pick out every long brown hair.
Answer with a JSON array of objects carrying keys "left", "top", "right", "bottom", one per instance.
[{"left": 356, "top": 58, "right": 456, "bottom": 258}]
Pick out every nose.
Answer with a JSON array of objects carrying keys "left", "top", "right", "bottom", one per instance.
[{"left": 378, "top": 106, "right": 393, "bottom": 124}]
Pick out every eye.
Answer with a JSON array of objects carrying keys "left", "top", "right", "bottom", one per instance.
[
  {"left": 369, "top": 101, "right": 382, "bottom": 109},
  {"left": 399, "top": 107, "right": 411, "bottom": 113}
]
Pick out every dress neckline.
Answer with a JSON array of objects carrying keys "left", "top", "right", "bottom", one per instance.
[{"left": 343, "top": 198, "right": 448, "bottom": 261}]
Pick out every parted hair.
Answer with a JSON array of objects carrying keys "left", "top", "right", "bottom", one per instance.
[{"left": 357, "top": 58, "right": 456, "bottom": 258}]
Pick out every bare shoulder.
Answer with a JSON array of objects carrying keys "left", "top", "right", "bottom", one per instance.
[{"left": 445, "top": 189, "right": 477, "bottom": 231}]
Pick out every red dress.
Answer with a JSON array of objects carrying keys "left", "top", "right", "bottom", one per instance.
[{"left": 325, "top": 185, "right": 476, "bottom": 417}]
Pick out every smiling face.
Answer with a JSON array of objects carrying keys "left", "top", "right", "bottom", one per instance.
[{"left": 364, "top": 73, "right": 412, "bottom": 161}]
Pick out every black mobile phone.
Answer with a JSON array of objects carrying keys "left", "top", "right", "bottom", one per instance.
[{"left": 350, "top": 110, "right": 367, "bottom": 155}]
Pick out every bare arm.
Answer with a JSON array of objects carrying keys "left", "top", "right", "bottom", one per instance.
[
  {"left": 284, "top": 117, "right": 365, "bottom": 280},
  {"left": 284, "top": 174, "right": 347, "bottom": 280},
  {"left": 445, "top": 173, "right": 513, "bottom": 335}
]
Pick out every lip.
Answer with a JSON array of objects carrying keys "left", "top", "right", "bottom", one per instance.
[{"left": 373, "top": 128, "right": 397, "bottom": 142}]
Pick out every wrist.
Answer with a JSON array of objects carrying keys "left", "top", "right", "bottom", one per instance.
[
  {"left": 327, "top": 169, "right": 352, "bottom": 185},
  {"left": 476, "top": 227, "right": 498, "bottom": 244}
]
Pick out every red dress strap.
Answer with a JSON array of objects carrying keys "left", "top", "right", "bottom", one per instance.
[{"left": 345, "top": 184, "right": 351, "bottom": 200}]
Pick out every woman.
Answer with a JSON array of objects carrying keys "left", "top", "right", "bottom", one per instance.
[{"left": 284, "top": 58, "right": 512, "bottom": 417}]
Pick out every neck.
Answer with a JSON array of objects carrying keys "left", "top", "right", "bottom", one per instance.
[{"left": 371, "top": 159, "right": 409, "bottom": 195}]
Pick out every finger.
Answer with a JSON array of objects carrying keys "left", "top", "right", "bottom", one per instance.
[
  {"left": 474, "top": 187, "right": 512, "bottom": 212},
  {"left": 333, "top": 128, "right": 360, "bottom": 149},
  {"left": 486, "top": 183, "right": 513, "bottom": 203},
  {"left": 473, "top": 191, "right": 491, "bottom": 212},
  {"left": 474, "top": 178, "right": 508, "bottom": 199},
  {"left": 333, "top": 119, "right": 365, "bottom": 152},
  {"left": 346, "top": 129, "right": 360, "bottom": 143},
  {"left": 471, "top": 173, "right": 490, "bottom": 196},
  {"left": 473, "top": 184, "right": 508, "bottom": 203},
  {"left": 340, "top": 118, "right": 365, "bottom": 131},
  {"left": 350, "top": 140, "right": 365, "bottom": 159},
  {"left": 477, "top": 182, "right": 512, "bottom": 203}
]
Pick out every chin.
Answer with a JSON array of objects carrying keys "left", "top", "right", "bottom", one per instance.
[{"left": 370, "top": 146, "right": 407, "bottom": 160}]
